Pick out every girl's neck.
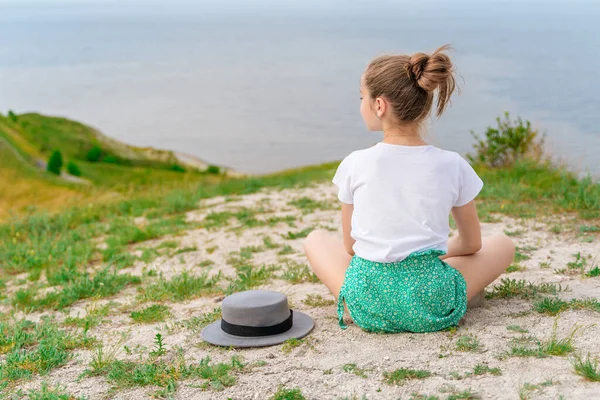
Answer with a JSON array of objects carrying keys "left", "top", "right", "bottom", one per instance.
[{"left": 381, "top": 125, "right": 427, "bottom": 146}]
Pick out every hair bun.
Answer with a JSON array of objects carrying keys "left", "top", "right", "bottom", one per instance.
[{"left": 407, "top": 46, "right": 454, "bottom": 93}]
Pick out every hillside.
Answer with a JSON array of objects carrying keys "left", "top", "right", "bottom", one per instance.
[{"left": 0, "top": 112, "right": 234, "bottom": 220}]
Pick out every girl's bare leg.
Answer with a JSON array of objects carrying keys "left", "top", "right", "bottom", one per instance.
[
  {"left": 304, "top": 229, "right": 352, "bottom": 299},
  {"left": 444, "top": 233, "right": 515, "bottom": 300}
]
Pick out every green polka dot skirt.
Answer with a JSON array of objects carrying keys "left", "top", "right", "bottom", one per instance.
[{"left": 337, "top": 250, "right": 467, "bottom": 333}]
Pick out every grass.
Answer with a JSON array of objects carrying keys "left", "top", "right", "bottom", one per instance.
[
  {"left": 281, "top": 260, "right": 319, "bottom": 284},
  {"left": 534, "top": 296, "right": 600, "bottom": 315},
  {"left": 383, "top": 368, "right": 432, "bottom": 385},
  {"left": 0, "top": 317, "right": 96, "bottom": 383},
  {"left": 11, "top": 381, "right": 86, "bottom": 400},
  {"left": 303, "top": 294, "right": 335, "bottom": 307},
  {"left": 225, "top": 264, "right": 279, "bottom": 295},
  {"left": 283, "top": 227, "right": 313, "bottom": 240},
  {"left": 130, "top": 304, "right": 171, "bottom": 323},
  {"left": 503, "top": 319, "right": 580, "bottom": 359},
  {"left": 180, "top": 308, "right": 222, "bottom": 335},
  {"left": 281, "top": 338, "right": 307, "bottom": 354},
  {"left": 64, "top": 302, "right": 111, "bottom": 329},
  {"left": 12, "top": 268, "right": 141, "bottom": 311},
  {"left": 342, "top": 363, "right": 369, "bottom": 378},
  {"left": 137, "top": 271, "right": 222, "bottom": 302},
  {"left": 572, "top": 353, "right": 600, "bottom": 381},
  {"left": 455, "top": 334, "right": 481, "bottom": 352},
  {"left": 486, "top": 278, "right": 565, "bottom": 300},
  {"left": 86, "top": 351, "right": 245, "bottom": 394},
  {"left": 472, "top": 364, "right": 502, "bottom": 376},
  {"left": 288, "top": 197, "right": 334, "bottom": 214},
  {"left": 506, "top": 325, "right": 529, "bottom": 333},
  {"left": 270, "top": 386, "right": 306, "bottom": 400}
]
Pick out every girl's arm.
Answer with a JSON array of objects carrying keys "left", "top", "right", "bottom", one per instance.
[
  {"left": 440, "top": 200, "right": 482, "bottom": 260},
  {"left": 342, "top": 203, "right": 356, "bottom": 256}
]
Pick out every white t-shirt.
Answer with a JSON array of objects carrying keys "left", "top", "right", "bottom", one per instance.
[{"left": 332, "top": 142, "right": 483, "bottom": 263}]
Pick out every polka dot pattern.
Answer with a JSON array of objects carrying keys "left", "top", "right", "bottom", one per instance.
[{"left": 337, "top": 250, "right": 467, "bottom": 333}]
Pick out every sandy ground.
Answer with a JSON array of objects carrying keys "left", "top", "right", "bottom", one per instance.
[{"left": 11, "top": 183, "right": 600, "bottom": 400}]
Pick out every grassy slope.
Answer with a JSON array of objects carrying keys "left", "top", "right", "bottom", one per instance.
[{"left": 0, "top": 113, "right": 229, "bottom": 219}]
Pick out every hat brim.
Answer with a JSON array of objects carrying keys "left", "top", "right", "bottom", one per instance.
[{"left": 200, "top": 310, "right": 314, "bottom": 348}]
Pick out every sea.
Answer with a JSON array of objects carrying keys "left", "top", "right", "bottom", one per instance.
[{"left": 1, "top": 0, "right": 599, "bottom": 175}]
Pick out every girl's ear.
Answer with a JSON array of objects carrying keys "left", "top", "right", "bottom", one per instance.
[{"left": 375, "top": 97, "right": 386, "bottom": 119}]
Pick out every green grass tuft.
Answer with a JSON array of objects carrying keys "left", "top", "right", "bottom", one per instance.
[
  {"left": 383, "top": 368, "right": 432, "bottom": 385},
  {"left": 130, "top": 304, "right": 171, "bottom": 323}
]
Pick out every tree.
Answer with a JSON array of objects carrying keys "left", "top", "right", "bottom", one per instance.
[{"left": 47, "top": 150, "right": 63, "bottom": 175}]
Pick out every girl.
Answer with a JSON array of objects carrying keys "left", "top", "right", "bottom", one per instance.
[{"left": 304, "top": 46, "right": 515, "bottom": 333}]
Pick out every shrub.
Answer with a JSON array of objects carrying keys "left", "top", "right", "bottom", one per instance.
[
  {"left": 169, "top": 164, "right": 186, "bottom": 172},
  {"left": 7, "top": 110, "right": 18, "bottom": 122},
  {"left": 66, "top": 161, "right": 82, "bottom": 176},
  {"left": 86, "top": 146, "right": 103, "bottom": 162},
  {"left": 468, "top": 112, "right": 545, "bottom": 168},
  {"left": 103, "top": 155, "right": 118, "bottom": 164},
  {"left": 206, "top": 165, "right": 220, "bottom": 174},
  {"left": 47, "top": 150, "right": 63, "bottom": 175}
]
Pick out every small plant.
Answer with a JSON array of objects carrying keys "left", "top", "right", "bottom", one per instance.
[
  {"left": 149, "top": 333, "right": 167, "bottom": 357},
  {"left": 573, "top": 353, "right": 600, "bottom": 381},
  {"left": 282, "top": 260, "right": 319, "bottom": 284},
  {"left": 263, "top": 236, "right": 281, "bottom": 249},
  {"left": 486, "top": 278, "right": 563, "bottom": 299},
  {"left": 467, "top": 112, "right": 545, "bottom": 168},
  {"left": 180, "top": 308, "right": 222, "bottom": 335},
  {"left": 455, "top": 334, "right": 481, "bottom": 352},
  {"left": 66, "top": 161, "right": 82, "bottom": 176},
  {"left": 506, "top": 263, "right": 526, "bottom": 273},
  {"left": 383, "top": 368, "right": 432, "bottom": 385},
  {"left": 47, "top": 150, "right": 63, "bottom": 175},
  {"left": 533, "top": 297, "right": 569, "bottom": 315},
  {"left": 283, "top": 228, "right": 313, "bottom": 240},
  {"left": 303, "top": 294, "right": 335, "bottom": 307},
  {"left": 270, "top": 386, "right": 306, "bottom": 400},
  {"left": 472, "top": 364, "right": 502, "bottom": 376},
  {"left": 506, "top": 325, "right": 529, "bottom": 333},
  {"left": 130, "top": 304, "right": 171, "bottom": 324},
  {"left": 278, "top": 245, "right": 296, "bottom": 255},
  {"left": 17, "top": 381, "right": 86, "bottom": 400},
  {"left": 342, "top": 363, "right": 368, "bottom": 378},
  {"left": 281, "top": 338, "right": 305, "bottom": 354}
]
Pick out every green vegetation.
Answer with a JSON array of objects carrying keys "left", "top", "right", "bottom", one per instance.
[
  {"left": 0, "top": 318, "right": 95, "bottom": 383},
  {"left": 270, "top": 387, "right": 306, "bottom": 400},
  {"left": 66, "top": 160, "right": 82, "bottom": 176},
  {"left": 47, "top": 150, "right": 63, "bottom": 175},
  {"left": 502, "top": 320, "right": 580, "bottom": 359},
  {"left": 281, "top": 260, "right": 319, "bottom": 284},
  {"left": 573, "top": 354, "right": 600, "bottom": 381},
  {"left": 130, "top": 304, "right": 171, "bottom": 323},
  {"left": 342, "top": 363, "right": 369, "bottom": 378},
  {"left": 137, "top": 271, "right": 222, "bottom": 302},
  {"left": 303, "top": 294, "right": 335, "bottom": 307},
  {"left": 383, "top": 368, "right": 432, "bottom": 385},
  {"left": 11, "top": 381, "right": 86, "bottom": 400},
  {"left": 455, "top": 334, "right": 481, "bottom": 352}
]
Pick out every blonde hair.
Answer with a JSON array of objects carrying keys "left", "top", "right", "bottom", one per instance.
[{"left": 364, "top": 45, "right": 457, "bottom": 123}]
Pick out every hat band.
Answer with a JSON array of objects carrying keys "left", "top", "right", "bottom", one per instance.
[{"left": 221, "top": 309, "right": 294, "bottom": 337}]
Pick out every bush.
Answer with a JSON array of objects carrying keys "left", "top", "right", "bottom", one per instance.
[
  {"left": 468, "top": 112, "right": 545, "bottom": 168},
  {"left": 47, "top": 150, "right": 63, "bottom": 175},
  {"left": 169, "top": 164, "right": 186, "bottom": 173},
  {"left": 8, "top": 110, "right": 18, "bottom": 122},
  {"left": 206, "top": 165, "right": 221, "bottom": 174},
  {"left": 86, "top": 146, "right": 103, "bottom": 162},
  {"left": 67, "top": 161, "right": 82, "bottom": 177},
  {"left": 103, "top": 155, "right": 118, "bottom": 164}
]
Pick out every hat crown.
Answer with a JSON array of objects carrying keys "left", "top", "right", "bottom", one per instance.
[{"left": 222, "top": 290, "right": 290, "bottom": 327}]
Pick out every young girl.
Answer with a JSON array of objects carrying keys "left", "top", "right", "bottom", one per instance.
[{"left": 304, "top": 46, "right": 515, "bottom": 333}]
